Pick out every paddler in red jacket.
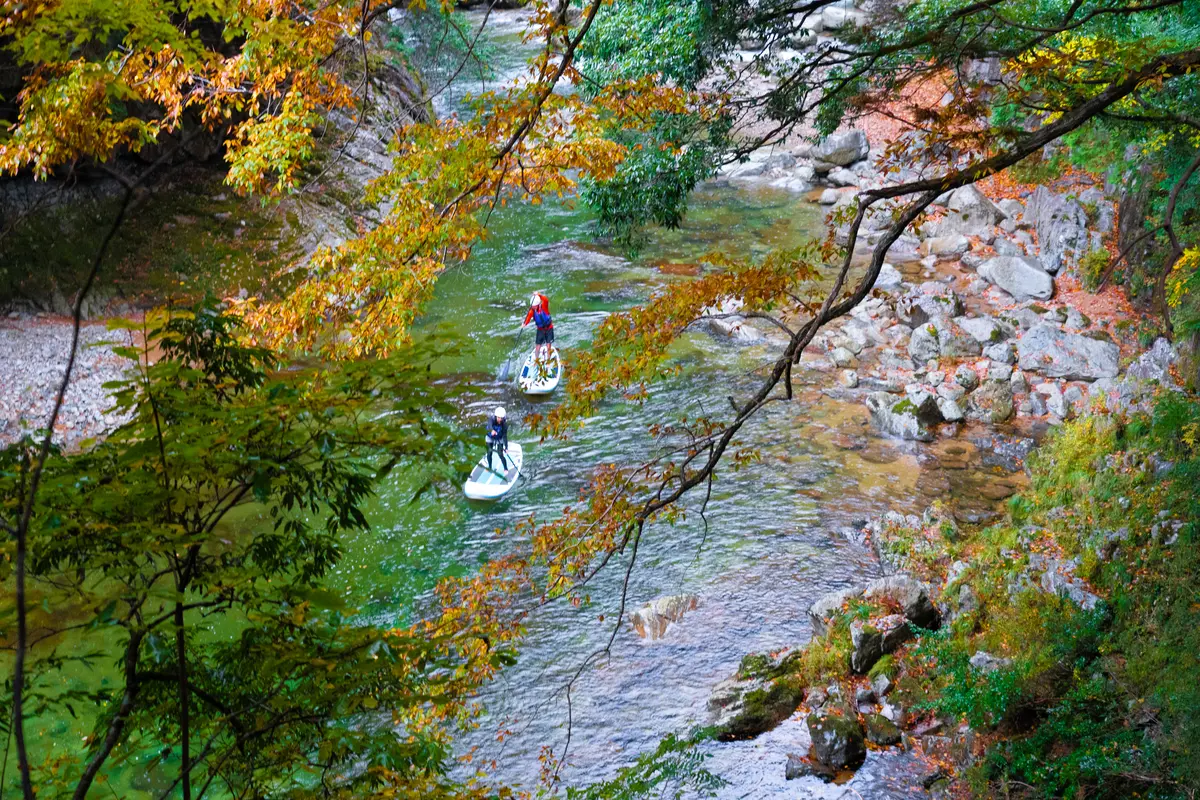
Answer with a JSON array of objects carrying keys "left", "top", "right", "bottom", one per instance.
[{"left": 521, "top": 292, "right": 555, "bottom": 361}]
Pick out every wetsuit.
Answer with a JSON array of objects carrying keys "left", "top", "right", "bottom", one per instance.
[{"left": 486, "top": 415, "right": 508, "bottom": 472}]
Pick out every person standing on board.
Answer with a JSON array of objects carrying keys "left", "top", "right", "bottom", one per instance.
[
  {"left": 486, "top": 406, "right": 509, "bottom": 473},
  {"left": 521, "top": 292, "right": 555, "bottom": 362}
]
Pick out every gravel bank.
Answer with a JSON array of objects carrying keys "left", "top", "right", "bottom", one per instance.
[{"left": 0, "top": 316, "right": 136, "bottom": 450}]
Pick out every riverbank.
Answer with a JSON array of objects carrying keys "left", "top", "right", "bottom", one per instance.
[
  {"left": 686, "top": 124, "right": 1196, "bottom": 795},
  {"left": 0, "top": 316, "right": 136, "bottom": 449}
]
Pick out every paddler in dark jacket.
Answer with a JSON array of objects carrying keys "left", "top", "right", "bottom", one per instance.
[{"left": 486, "top": 406, "right": 508, "bottom": 472}]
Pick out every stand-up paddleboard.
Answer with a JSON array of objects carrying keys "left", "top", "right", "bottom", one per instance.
[
  {"left": 517, "top": 348, "right": 562, "bottom": 395},
  {"left": 463, "top": 442, "right": 523, "bottom": 501}
]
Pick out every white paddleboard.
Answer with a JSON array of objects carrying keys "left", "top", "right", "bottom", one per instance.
[
  {"left": 463, "top": 442, "right": 523, "bottom": 501},
  {"left": 517, "top": 348, "right": 562, "bottom": 395}
]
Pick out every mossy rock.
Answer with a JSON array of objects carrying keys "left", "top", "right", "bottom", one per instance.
[
  {"left": 738, "top": 652, "right": 779, "bottom": 681},
  {"left": 867, "top": 654, "right": 897, "bottom": 682},
  {"left": 864, "top": 713, "right": 902, "bottom": 746},
  {"left": 891, "top": 673, "right": 933, "bottom": 710},
  {"left": 717, "top": 679, "right": 803, "bottom": 741},
  {"left": 806, "top": 709, "right": 866, "bottom": 769}
]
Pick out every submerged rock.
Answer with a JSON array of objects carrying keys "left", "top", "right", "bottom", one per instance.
[
  {"left": 627, "top": 594, "right": 698, "bottom": 640},
  {"left": 865, "top": 391, "right": 940, "bottom": 442}
]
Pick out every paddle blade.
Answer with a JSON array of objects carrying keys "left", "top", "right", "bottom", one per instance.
[{"left": 497, "top": 358, "right": 512, "bottom": 381}]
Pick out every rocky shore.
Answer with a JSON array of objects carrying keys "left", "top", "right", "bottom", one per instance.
[{"left": 685, "top": 125, "right": 1192, "bottom": 793}]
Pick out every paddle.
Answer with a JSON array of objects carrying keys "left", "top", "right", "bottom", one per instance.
[{"left": 497, "top": 325, "right": 527, "bottom": 381}]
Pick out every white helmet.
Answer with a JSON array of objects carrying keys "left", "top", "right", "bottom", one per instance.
[
  {"left": 494, "top": 406, "right": 506, "bottom": 419},
  {"left": 530, "top": 293, "right": 542, "bottom": 307}
]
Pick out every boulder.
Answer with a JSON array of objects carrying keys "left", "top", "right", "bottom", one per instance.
[
  {"left": 1124, "top": 337, "right": 1177, "bottom": 384},
  {"left": 969, "top": 651, "right": 1013, "bottom": 674},
  {"left": 1040, "top": 561, "right": 1102, "bottom": 610},
  {"left": 628, "top": 594, "right": 699, "bottom": 639},
  {"left": 809, "top": 586, "right": 863, "bottom": 637},
  {"left": 864, "top": 713, "right": 903, "bottom": 746},
  {"left": 937, "top": 381, "right": 967, "bottom": 403},
  {"left": 955, "top": 315, "right": 1013, "bottom": 345},
  {"left": 807, "top": 710, "right": 867, "bottom": 770},
  {"left": 922, "top": 234, "right": 970, "bottom": 260},
  {"left": 936, "top": 185, "right": 1002, "bottom": 237},
  {"left": 954, "top": 364, "right": 979, "bottom": 391},
  {"left": 983, "top": 341, "right": 1015, "bottom": 364},
  {"left": 818, "top": 188, "right": 840, "bottom": 204},
  {"left": 863, "top": 574, "right": 941, "bottom": 630},
  {"left": 811, "top": 574, "right": 940, "bottom": 640},
  {"left": 978, "top": 256, "right": 1054, "bottom": 301},
  {"left": 827, "top": 167, "right": 859, "bottom": 186},
  {"left": 993, "top": 237, "right": 1024, "bottom": 257},
  {"left": 708, "top": 673, "right": 803, "bottom": 740},
  {"left": 821, "top": 4, "right": 867, "bottom": 29},
  {"left": 896, "top": 285, "right": 964, "bottom": 327},
  {"left": 865, "top": 391, "right": 940, "bottom": 442},
  {"left": 936, "top": 319, "right": 984, "bottom": 359},
  {"left": 850, "top": 614, "right": 911, "bottom": 673},
  {"left": 966, "top": 379, "right": 1014, "bottom": 423},
  {"left": 810, "top": 129, "right": 869, "bottom": 167},
  {"left": 907, "top": 324, "right": 941, "bottom": 363},
  {"left": 875, "top": 263, "right": 904, "bottom": 289},
  {"left": 987, "top": 362, "right": 1013, "bottom": 382},
  {"left": 830, "top": 346, "right": 857, "bottom": 368},
  {"left": 997, "top": 198, "right": 1025, "bottom": 221},
  {"left": 849, "top": 620, "right": 883, "bottom": 674},
  {"left": 1017, "top": 325, "right": 1120, "bottom": 380},
  {"left": 1026, "top": 186, "right": 1090, "bottom": 274},
  {"left": 936, "top": 396, "right": 964, "bottom": 422}
]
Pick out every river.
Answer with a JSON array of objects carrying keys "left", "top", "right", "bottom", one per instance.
[
  {"left": 311, "top": 11, "right": 1025, "bottom": 795},
  {"left": 11, "top": 9, "right": 1027, "bottom": 798}
]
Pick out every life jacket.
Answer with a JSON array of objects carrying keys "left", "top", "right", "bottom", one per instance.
[
  {"left": 488, "top": 416, "right": 507, "bottom": 439},
  {"left": 533, "top": 309, "right": 553, "bottom": 330}
]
